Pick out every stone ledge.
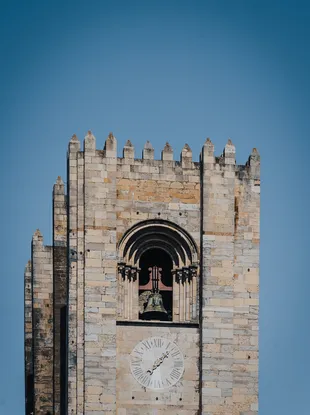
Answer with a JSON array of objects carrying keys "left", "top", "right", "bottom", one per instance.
[{"left": 116, "top": 321, "right": 199, "bottom": 328}]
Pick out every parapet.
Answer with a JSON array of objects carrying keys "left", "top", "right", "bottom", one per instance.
[{"left": 67, "top": 131, "right": 259, "bottom": 178}]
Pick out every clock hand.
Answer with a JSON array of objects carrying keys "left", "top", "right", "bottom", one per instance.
[
  {"left": 152, "top": 352, "right": 169, "bottom": 371},
  {"left": 147, "top": 351, "right": 169, "bottom": 374}
]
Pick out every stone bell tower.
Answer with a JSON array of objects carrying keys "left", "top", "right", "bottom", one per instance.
[{"left": 24, "top": 131, "right": 260, "bottom": 415}]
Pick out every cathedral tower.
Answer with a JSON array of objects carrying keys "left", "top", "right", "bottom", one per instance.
[{"left": 25, "top": 132, "right": 260, "bottom": 415}]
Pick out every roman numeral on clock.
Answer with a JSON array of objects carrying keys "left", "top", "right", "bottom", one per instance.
[
  {"left": 165, "top": 342, "right": 171, "bottom": 350},
  {"left": 173, "top": 359, "right": 183, "bottom": 368},
  {"left": 165, "top": 378, "right": 172, "bottom": 386},
  {"left": 171, "top": 349, "right": 181, "bottom": 358},
  {"left": 133, "top": 367, "right": 143, "bottom": 377},
  {"left": 153, "top": 338, "right": 163, "bottom": 348},
  {"left": 131, "top": 358, "right": 142, "bottom": 366},
  {"left": 142, "top": 340, "right": 152, "bottom": 350},
  {"left": 170, "top": 368, "right": 181, "bottom": 380},
  {"left": 140, "top": 374, "right": 150, "bottom": 386}
]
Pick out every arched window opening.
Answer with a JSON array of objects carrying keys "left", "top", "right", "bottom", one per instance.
[
  {"left": 139, "top": 249, "right": 173, "bottom": 321},
  {"left": 117, "top": 219, "right": 199, "bottom": 322}
]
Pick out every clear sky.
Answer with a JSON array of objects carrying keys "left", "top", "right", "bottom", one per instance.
[{"left": 1, "top": 1, "right": 309, "bottom": 413}]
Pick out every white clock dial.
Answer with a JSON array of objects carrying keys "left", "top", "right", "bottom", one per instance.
[{"left": 130, "top": 336, "right": 184, "bottom": 390}]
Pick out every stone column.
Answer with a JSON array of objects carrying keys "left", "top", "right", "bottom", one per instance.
[
  {"left": 178, "top": 269, "right": 184, "bottom": 322},
  {"left": 190, "top": 265, "right": 198, "bottom": 320},
  {"left": 132, "top": 267, "right": 139, "bottom": 319},
  {"left": 117, "top": 264, "right": 125, "bottom": 319},
  {"left": 124, "top": 267, "right": 130, "bottom": 319},
  {"left": 172, "top": 269, "right": 180, "bottom": 322}
]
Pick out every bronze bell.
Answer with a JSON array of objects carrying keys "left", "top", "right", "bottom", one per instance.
[{"left": 141, "top": 292, "right": 168, "bottom": 320}]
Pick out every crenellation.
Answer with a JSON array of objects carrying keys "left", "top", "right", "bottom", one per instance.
[
  {"left": 202, "top": 137, "right": 215, "bottom": 167},
  {"left": 104, "top": 132, "right": 117, "bottom": 158},
  {"left": 142, "top": 140, "right": 154, "bottom": 160},
  {"left": 224, "top": 139, "right": 236, "bottom": 166},
  {"left": 180, "top": 143, "right": 193, "bottom": 169},
  {"left": 32, "top": 228, "right": 43, "bottom": 245},
  {"left": 73, "top": 135, "right": 253, "bottom": 181},
  {"left": 74, "top": 135, "right": 258, "bottom": 179},
  {"left": 84, "top": 130, "right": 96, "bottom": 154},
  {"left": 69, "top": 133, "right": 80, "bottom": 153},
  {"left": 247, "top": 148, "right": 260, "bottom": 180},
  {"left": 123, "top": 139, "right": 134, "bottom": 159},
  {"left": 161, "top": 141, "right": 173, "bottom": 161}
]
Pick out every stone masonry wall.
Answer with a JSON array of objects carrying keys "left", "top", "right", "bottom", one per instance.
[
  {"left": 83, "top": 133, "right": 118, "bottom": 414},
  {"left": 115, "top": 141, "right": 202, "bottom": 413},
  {"left": 201, "top": 139, "right": 260, "bottom": 415},
  {"left": 67, "top": 134, "right": 79, "bottom": 413},
  {"left": 201, "top": 139, "right": 236, "bottom": 414},
  {"left": 115, "top": 142, "right": 201, "bottom": 325},
  {"left": 67, "top": 134, "right": 203, "bottom": 414},
  {"left": 116, "top": 325, "right": 199, "bottom": 415},
  {"left": 232, "top": 151, "right": 260, "bottom": 415},
  {"left": 24, "top": 259, "right": 33, "bottom": 415},
  {"left": 67, "top": 132, "right": 119, "bottom": 414},
  {"left": 115, "top": 142, "right": 200, "bottom": 247},
  {"left": 32, "top": 230, "right": 54, "bottom": 415},
  {"left": 25, "top": 130, "right": 259, "bottom": 415},
  {"left": 25, "top": 129, "right": 260, "bottom": 415},
  {"left": 64, "top": 132, "right": 259, "bottom": 415},
  {"left": 53, "top": 176, "right": 68, "bottom": 415}
]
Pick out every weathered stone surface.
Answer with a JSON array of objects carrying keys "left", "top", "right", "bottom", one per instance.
[
  {"left": 25, "top": 132, "right": 260, "bottom": 415},
  {"left": 24, "top": 260, "right": 33, "bottom": 415},
  {"left": 53, "top": 176, "right": 68, "bottom": 415},
  {"left": 32, "top": 230, "right": 54, "bottom": 414}
]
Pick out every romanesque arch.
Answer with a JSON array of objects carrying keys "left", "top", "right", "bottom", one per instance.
[{"left": 117, "top": 220, "right": 199, "bottom": 322}]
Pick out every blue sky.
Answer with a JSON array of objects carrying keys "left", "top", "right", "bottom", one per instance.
[{"left": 1, "top": 1, "right": 310, "bottom": 413}]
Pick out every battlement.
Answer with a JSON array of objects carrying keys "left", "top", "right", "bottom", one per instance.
[{"left": 68, "top": 131, "right": 260, "bottom": 179}]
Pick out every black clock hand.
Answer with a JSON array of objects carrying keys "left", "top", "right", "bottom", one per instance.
[{"left": 147, "top": 351, "right": 169, "bottom": 374}]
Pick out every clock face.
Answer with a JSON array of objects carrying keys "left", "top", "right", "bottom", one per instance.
[{"left": 130, "top": 336, "right": 184, "bottom": 390}]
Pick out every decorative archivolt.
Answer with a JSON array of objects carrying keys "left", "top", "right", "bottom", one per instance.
[
  {"left": 117, "top": 220, "right": 199, "bottom": 322},
  {"left": 118, "top": 219, "right": 198, "bottom": 268}
]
